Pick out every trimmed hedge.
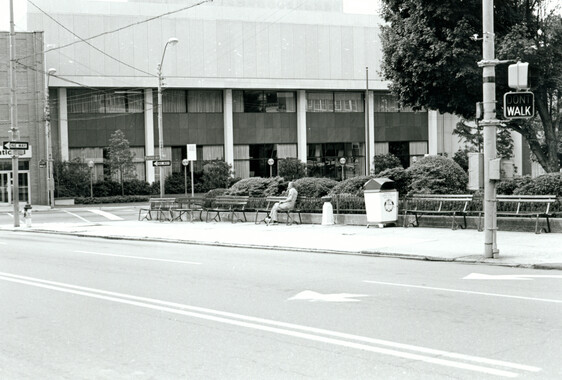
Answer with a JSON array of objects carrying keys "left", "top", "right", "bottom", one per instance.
[
  {"left": 513, "top": 173, "right": 562, "bottom": 196},
  {"left": 330, "top": 175, "right": 374, "bottom": 197},
  {"left": 75, "top": 195, "right": 150, "bottom": 204},
  {"left": 226, "top": 177, "right": 285, "bottom": 197},
  {"left": 293, "top": 177, "right": 338, "bottom": 198},
  {"left": 406, "top": 155, "right": 468, "bottom": 194}
]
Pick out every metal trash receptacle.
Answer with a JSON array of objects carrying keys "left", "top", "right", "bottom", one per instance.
[{"left": 364, "top": 178, "right": 398, "bottom": 228}]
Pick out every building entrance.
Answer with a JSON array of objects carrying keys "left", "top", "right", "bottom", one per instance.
[{"left": 0, "top": 171, "right": 30, "bottom": 204}]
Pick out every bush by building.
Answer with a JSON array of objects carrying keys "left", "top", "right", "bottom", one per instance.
[
  {"left": 53, "top": 158, "right": 90, "bottom": 198},
  {"left": 202, "top": 160, "right": 233, "bottom": 190},
  {"left": 278, "top": 158, "right": 307, "bottom": 180},
  {"left": 377, "top": 167, "right": 411, "bottom": 197},
  {"left": 496, "top": 176, "right": 533, "bottom": 195},
  {"left": 372, "top": 153, "right": 402, "bottom": 175},
  {"left": 227, "top": 177, "right": 285, "bottom": 197},
  {"left": 330, "top": 175, "right": 374, "bottom": 196},
  {"left": 406, "top": 155, "right": 468, "bottom": 194},
  {"left": 293, "top": 177, "right": 338, "bottom": 198},
  {"left": 513, "top": 173, "right": 562, "bottom": 196}
]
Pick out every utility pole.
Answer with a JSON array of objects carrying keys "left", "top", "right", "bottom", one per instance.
[
  {"left": 365, "top": 67, "right": 370, "bottom": 175},
  {"left": 479, "top": 0, "right": 499, "bottom": 258},
  {"left": 45, "top": 68, "right": 56, "bottom": 208},
  {"left": 9, "top": 0, "right": 20, "bottom": 227}
]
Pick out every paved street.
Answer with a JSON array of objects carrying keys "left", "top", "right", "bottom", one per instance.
[{"left": 1, "top": 232, "right": 561, "bottom": 379}]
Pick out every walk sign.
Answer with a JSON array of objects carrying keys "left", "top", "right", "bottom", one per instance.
[{"left": 504, "top": 92, "right": 534, "bottom": 119}]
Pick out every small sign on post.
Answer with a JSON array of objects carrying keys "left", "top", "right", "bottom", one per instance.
[
  {"left": 182, "top": 159, "right": 189, "bottom": 196},
  {"left": 339, "top": 157, "right": 347, "bottom": 180},
  {"left": 267, "top": 158, "right": 274, "bottom": 177},
  {"left": 153, "top": 160, "right": 172, "bottom": 167},
  {"left": 3, "top": 141, "right": 28, "bottom": 150},
  {"left": 187, "top": 144, "right": 197, "bottom": 161}
]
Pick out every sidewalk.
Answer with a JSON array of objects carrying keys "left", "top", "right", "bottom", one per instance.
[{"left": 2, "top": 216, "right": 561, "bottom": 270}]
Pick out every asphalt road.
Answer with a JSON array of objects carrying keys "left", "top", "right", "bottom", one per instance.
[{"left": 1, "top": 231, "right": 561, "bottom": 379}]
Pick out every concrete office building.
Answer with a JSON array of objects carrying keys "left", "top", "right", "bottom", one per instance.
[{"left": 4, "top": 0, "right": 529, "bottom": 205}]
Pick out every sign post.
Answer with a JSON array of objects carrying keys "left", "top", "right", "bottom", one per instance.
[
  {"left": 187, "top": 144, "right": 197, "bottom": 197},
  {"left": 182, "top": 159, "right": 189, "bottom": 195},
  {"left": 88, "top": 160, "right": 94, "bottom": 198},
  {"left": 267, "top": 158, "right": 274, "bottom": 177},
  {"left": 339, "top": 157, "right": 346, "bottom": 180}
]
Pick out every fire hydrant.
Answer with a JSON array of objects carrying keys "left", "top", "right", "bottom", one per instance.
[{"left": 23, "top": 203, "right": 32, "bottom": 227}]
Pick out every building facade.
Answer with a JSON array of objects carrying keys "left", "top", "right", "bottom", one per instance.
[{"left": 0, "top": 0, "right": 528, "bottom": 205}]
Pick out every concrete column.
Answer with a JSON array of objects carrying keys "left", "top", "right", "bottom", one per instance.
[
  {"left": 223, "top": 89, "right": 234, "bottom": 170},
  {"left": 428, "top": 110, "right": 439, "bottom": 155},
  {"left": 297, "top": 90, "right": 307, "bottom": 163},
  {"left": 144, "top": 88, "right": 155, "bottom": 183},
  {"left": 58, "top": 88, "right": 69, "bottom": 161}
]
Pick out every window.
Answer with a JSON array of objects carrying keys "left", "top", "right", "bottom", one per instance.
[
  {"left": 306, "top": 92, "right": 334, "bottom": 112},
  {"left": 236, "top": 91, "right": 296, "bottom": 113},
  {"left": 187, "top": 90, "right": 223, "bottom": 112},
  {"left": 162, "top": 90, "right": 187, "bottom": 113},
  {"left": 334, "top": 92, "right": 364, "bottom": 112},
  {"left": 373, "top": 94, "right": 414, "bottom": 112},
  {"left": 68, "top": 89, "right": 144, "bottom": 113},
  {"left": 307, "top": 143, "right": 365, "bottom": 179}
]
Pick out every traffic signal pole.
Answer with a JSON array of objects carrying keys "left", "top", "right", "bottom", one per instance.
[
  {"left": 9, "top": 0, "right": 20, "bottom": 227},
  {"left": 480, "top": 0, "right": 499, "bottom": 258}
]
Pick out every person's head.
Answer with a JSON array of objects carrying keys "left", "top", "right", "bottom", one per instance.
[{"left": 288, "top": 181, "right": 294, "bottom": 189}]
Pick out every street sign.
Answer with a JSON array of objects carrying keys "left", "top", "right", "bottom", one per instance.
[
  {"left": 504, "top": 92, "right": 534, "bottom": 119},
  {"left": 153, "top": 160, "right": 172, "bottom": 167},
  {"left": 182, "top": 159, "right": 189, "bottom": 166},
  {"left": 339, "top": 157, "right": 347, "bottom": 165},
  {"left": 144, "top": 155, "right": 160, "bottom": 161},
  {"left": 3, "top": 141, "right": 28, "bottom": 150},
  {"left": 267, "top": 158, "right": 274, "bottom": 166},
  {"left": 39, "top": 159, "right": 47, "bottom": 168},
  {"left": 187, "top": 144, "right": 197, "bottom": 161}
]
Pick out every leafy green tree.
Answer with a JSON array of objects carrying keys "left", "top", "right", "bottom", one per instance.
[
  {"left": 380, "top": 0, "right": 561, "bottom": 172},
  {"left": 107, "top": 129, "right": 136, "bottom": 196},
  {"left": 53, "top": 158, "right": 90, "bottom": 198},
  {"left": 202, "top": 160, "right": 233, "bottom": 190}
]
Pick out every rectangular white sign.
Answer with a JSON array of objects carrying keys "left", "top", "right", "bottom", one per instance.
[
  {"left": 187, "top": 144, "right": 197, "bottom": 161},
  {"left": 0, "top": 146, "right": 32, "bottom": 159}
]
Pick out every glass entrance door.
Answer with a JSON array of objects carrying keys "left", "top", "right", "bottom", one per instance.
[
  {"left": 0, "top": 173, "right": 10, "bottom": 204},
  {"left": 0, "top": 171, "right": 30, "bottom": 204}
]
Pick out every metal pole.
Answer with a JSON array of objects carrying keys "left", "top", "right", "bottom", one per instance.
[
  {"left": 184, "top": 164, "right": 187, "bottom": 196},
  {"left": 190, "top": 162, "right": 194, "bottom": 198},
  {"left": 9, "top": 0, "right": 19, "bottom": 227},
  {"left": 157, "top": 63, "right": 165, "bottom": 198},
  {"left": 481, "top": 0, "right": 499, "bottom": 258},
  {"left": 365, "top": 67, "right": 370, "bottom": 175},
  {"left": 45, "top": 68, "right": 56, "bottom": 208},
  {"left": 90, "top": 169, "right": 93, "bottom": 198}
]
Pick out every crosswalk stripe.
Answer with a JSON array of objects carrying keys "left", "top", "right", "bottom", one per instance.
[{"left": 88, "top": 209, "right": 123, "bottom": 221}]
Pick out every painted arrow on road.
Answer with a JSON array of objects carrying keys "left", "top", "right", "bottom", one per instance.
[
  {"left": 464, "top": 273, "right": 562, "bottom": 281},
  {"left": 288, "top": 290, "right": 368, "bottom": 302}
]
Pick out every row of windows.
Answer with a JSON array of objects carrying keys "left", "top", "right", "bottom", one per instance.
[{"left": 66, "top": 89, "right": 415, "bottom": 115}]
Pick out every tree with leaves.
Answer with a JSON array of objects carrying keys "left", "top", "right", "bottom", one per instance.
[
  {"left": 107, "top": 129, "right": 136, "bottom": 196},
  {"left": 380, "top": 0, "right": 561, "bottom": 172}
]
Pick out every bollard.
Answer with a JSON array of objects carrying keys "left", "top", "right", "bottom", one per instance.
[
  {"left": 23, "top": 203, "right": 32, "bottom": 228},
  {"left": 321, "top": 196, "right": 334, "bottom": 225}
]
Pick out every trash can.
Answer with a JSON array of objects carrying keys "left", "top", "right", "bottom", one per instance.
[{"left": 364, "top": 178, "right": 398, "bottom": 228}]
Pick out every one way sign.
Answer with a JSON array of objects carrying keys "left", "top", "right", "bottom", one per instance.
[
  {"left": 3, "top": 141, "right": 29, "bottom": 150},
  {"left": 504, "top": 92, "right": 534, "bottom": 119}
]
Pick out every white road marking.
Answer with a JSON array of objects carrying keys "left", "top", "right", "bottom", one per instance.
[
  {"left": 74, "top": 250, "right": 201, "bottom": 265},
  {"left": 0, "top": 271, "right": 541, "bottom": 377},
  {"left": 88, "top": 209, "right": 123, "bottom": 221},
  {"left": 364, "top": 280, "right": 562, "bottom": 304},
  {"left": 62, "top": 210, "right": 91, "bottom": 223},
  {"left": 288, "top": 290, "right": 368, "bottom": 302},
  {"left": 464, "top": 273, "right": 562, "bottom": 281}
]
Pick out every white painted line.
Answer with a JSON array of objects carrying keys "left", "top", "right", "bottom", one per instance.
[
  {"left": 74, "top": 250, "right": 201, "bottom": 265},
  {"left": 88, "top": 209, "right": 123, "bottom": 221},
  {"left": 465, "top": 273, "right": 562, "bottom": 281},
  {"left": 364, "top": 280, "right": 562, "bottom": 304},
  {"left": 288, "top": 290, "right": 368, "bottom": 302},
  {"left": 0, "top": 271, "right": 540, "bottom": 377},
  {"left": 62, "top": 210, "right": 91, "bottom": 223}
]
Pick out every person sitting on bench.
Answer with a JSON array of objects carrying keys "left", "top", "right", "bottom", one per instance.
[{"left": 266, "top": 182, "right": 298, "bottom": 225}]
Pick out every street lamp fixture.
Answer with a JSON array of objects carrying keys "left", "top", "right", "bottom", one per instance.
[
  {"left": 156, "top": 37, "right": 179, "bottom": 197},
  {"left": 45, "top": 67, "right": 56, "bottom": 208}
]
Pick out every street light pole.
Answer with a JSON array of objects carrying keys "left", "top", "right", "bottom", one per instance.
[
  {"left": 156, "top": 37, "right": 179, "bottom": 198},
  {"left": 8, "top": 0, "right": 19, "bottom": 227},
  {"left": 480, "top": 0, "right": 499, "bottom": 258},
  {"left": 45, "top": 68, "right": 56, "bottom": 208}
]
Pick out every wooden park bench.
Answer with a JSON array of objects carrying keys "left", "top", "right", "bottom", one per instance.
[
  {"left": 402, "top": 194, "right": 475, "bottom": 230},
  {"left": 171, "top": 196, "right": 206, "bottom": 222},
  {"left": 254, "top": 196, "right": 302, "bottom": 225},
  {"left": 205, "top": 195, "right": 250, "bottom": 223},
  {"left": 138, "top": 198, "right": 177, "bottom": 222},
  {"left": 494, "top": 194, "right": 557, "bottom": 234}
]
